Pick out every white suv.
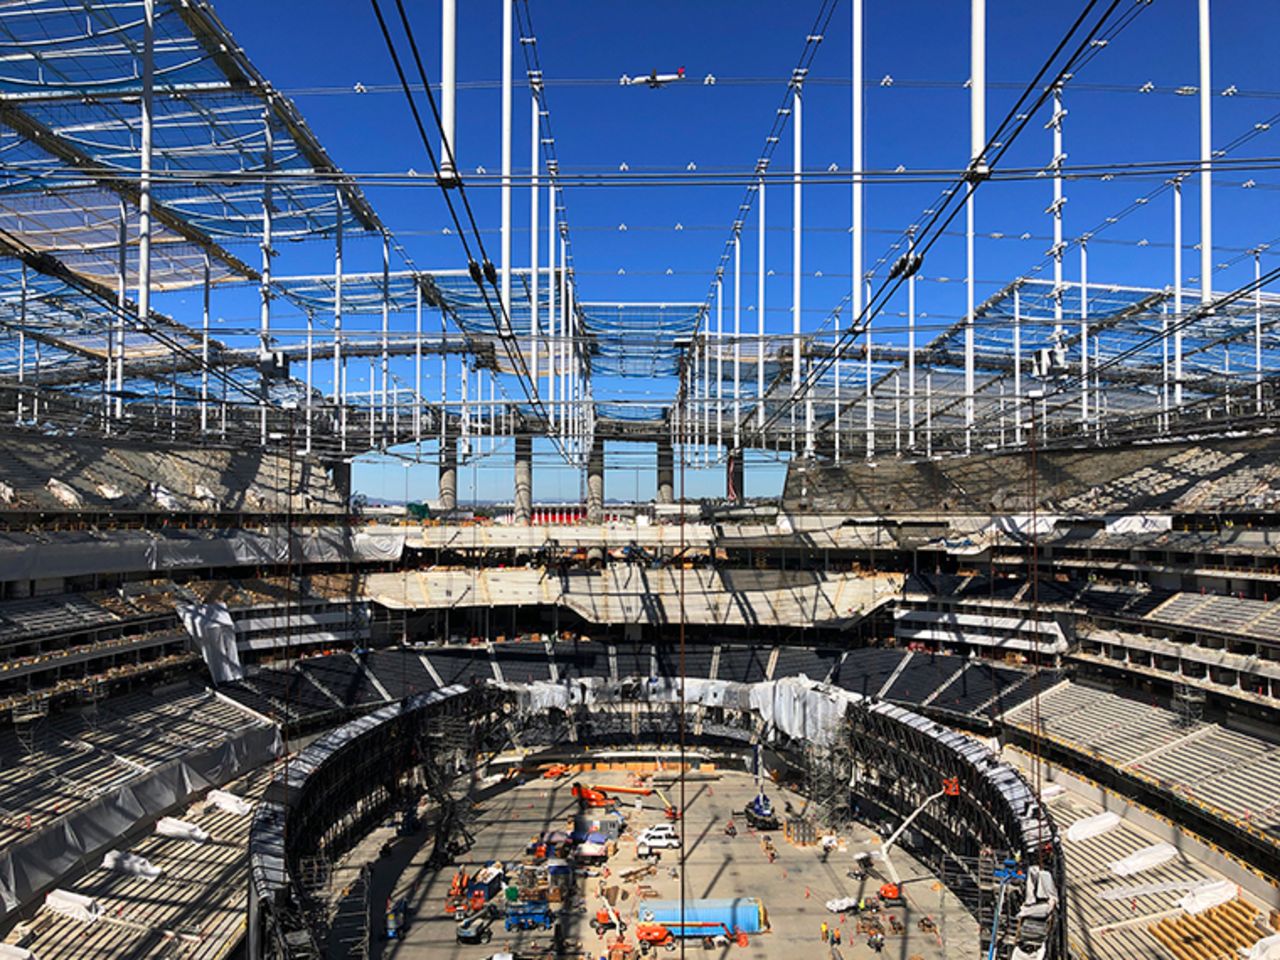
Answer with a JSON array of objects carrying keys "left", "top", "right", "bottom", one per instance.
[{"left": 636, "top": 825, "right": 682, "bottom": 851}]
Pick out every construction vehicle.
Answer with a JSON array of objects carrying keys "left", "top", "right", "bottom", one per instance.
[
  {"left": 542, "top": 764, "right": 571, "bottom": 780},
  {"left": 591, "top": 901, "right": 627, "bottom": 936},
  {"left": 743, "top": 791, "right": 780, "bottom": 831},
  {"left": 384, "top": 897, "right": 409, "bottom": 940},
  {"left": 571, "top": 782, "right": 618, "bottom": 809},
  {"left": 653, "top": 786, "right": 681, "bottom": 820},
  {"left": 505, "top": 900, "right": 556, "bottom": 932},
  {"left": 456, "top": 907, "right": 497, "bottom": 944},
  {"left": 856, "top": 776, "right": 960, "bottom": 902},
  {"left": 444, "top": 867, "right": 469, "bottom": 914},
  {"left": 636, "top": 922, "right": 747, "bottom": 951}
]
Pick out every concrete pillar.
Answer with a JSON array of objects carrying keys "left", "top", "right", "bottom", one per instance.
[
  {"left": 726, "top": 449, "right": 745, "bottom": 503},
  {"left": 514, "top": 435, "right": 533, "bottom": 525},
  {"left": 439, "top": 434, "right": 458, "bottom": 512},
  {"left": 656, "top": 438, "right": 674, "bottom": 505},
  {"left": 586, "top": 439, "right": 605, "bottom": 524}
]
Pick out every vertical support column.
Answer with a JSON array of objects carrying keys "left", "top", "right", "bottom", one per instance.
[
  {"left": 380, "top": 232, "right": 390, "bottom": 423},
  {"left": 17, "top": 267, "right": 26, "bottom": 423},
  {"left": 201, "top": 254, "right": 210, "bottom": 433},
  {"left": 333, "top": 190, "right": 344, "bottom": 406},
  {"left": 907, "top": 230, "right": 917, "bottom": 450},
  {"left": 439, "top": 434, "right": 458, "bottom": 511},
  {"left": 925, "top": 371, "right": 934, "bottom": 458},
  {"left": 715, "top": 278, "right": 723, "bottom": 454},
  {"left": 1255, "top": 250, "right": 1264, "bottom": 415},
  {"left": 756, "top": 177, "right": 766, "bottom": 431},
  {"left": 1199, "top": 0, "right": 1213, "bottom": 313},
  {"left": 500, "top": 0, "right": 513, "bottom": 333},
  {"left": 1014, "top": 283, "right": 1023, "bottom": 445},
  {"left": 1049, "top": 83, "right": 1066, "bottom": 420},
  {"left": 559, "top": 236, "right": 568, "bottom": 442},
  {"left": 1174, "top": 178, "right": 1184, "bottom": 409},
  {"left": 965, "top": 0, "right": 985, "bottom": 454},
  {"left": 414, "top": 281, "right": 423, "bottom": 448},
  {"left": 586, "top": 438, "right": 604, "bottom": 524},
  {"left": 514, "top": 434, "right": 533, "bottom": 525},
  {"left": 134, "top": 0, "right": 155, "bottom": 421},
  {"left": 547, "top": 182, "right": 557, "bottom": 427},
  {"left": 259, "top": 105, "right": 274, "bottom": 446},
  {"left": 852, "top": 0, "right": 868, "bottom": 461},
  {"left": 1080, "top": 239, "right": 1089, "bottom": 428},
  {"left": 656, "top": 437, "right": 674, "bottom": 505},
  {"left": 530, "top": 92, "right": 541, "bottom": 396},
  {"left": 726, "top": 448, "right": 745, "bottom": 503},
  {"left": 733, "top": 233, "right": 742, "bottom": 452},
  {"left": 305, "top": 310, "right": 314, "bottom": 454},
  {"left": 440, "top": 307, "right": 449, "bottom": 446},
  {"left": 439, "top": 0, "right": 458, "bottom": 182},
  {"left": 791, "top": 81, "right": 806, "bottom": 455}
]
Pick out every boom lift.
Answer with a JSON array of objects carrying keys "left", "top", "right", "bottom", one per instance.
[{"left": 857, "top": 777, "right": 960, "bottom": 902}]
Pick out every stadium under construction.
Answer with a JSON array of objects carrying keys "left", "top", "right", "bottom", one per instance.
[{"left": 0, "top": 3, "right": 1279, "bottom": 960}]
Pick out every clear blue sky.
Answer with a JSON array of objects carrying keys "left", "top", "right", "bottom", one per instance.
[{"left": 195, "top": 1, "right": 1280, "bottom": 504}]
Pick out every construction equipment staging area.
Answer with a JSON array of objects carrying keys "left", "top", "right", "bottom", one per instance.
[{"left": 343, "top": 766, "right": 980, "bottom": 960}]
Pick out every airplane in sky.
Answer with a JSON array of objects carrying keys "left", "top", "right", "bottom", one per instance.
[{"left": 620, "top": 66, "right": 686, "bottom": 89}]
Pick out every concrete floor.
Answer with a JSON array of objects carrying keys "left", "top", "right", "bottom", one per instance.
[{"left": 344, "top": 768, "right": 979, "bottom": 960}]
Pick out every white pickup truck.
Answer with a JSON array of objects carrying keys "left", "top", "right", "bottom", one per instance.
[{"left": 636, "top": 824, "right": 682, "bottom": 857}]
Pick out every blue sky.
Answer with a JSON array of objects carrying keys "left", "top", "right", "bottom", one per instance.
[{"left": 195, "top": 1, "right": 1280, "bottom": 504}]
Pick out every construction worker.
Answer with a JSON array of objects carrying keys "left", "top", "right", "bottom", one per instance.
[
  {"left": 820, "top": 921, "right": 829, "bottom": 942},
  {"left": 832, "top": 927, "right": 841, "bottom": 946}
]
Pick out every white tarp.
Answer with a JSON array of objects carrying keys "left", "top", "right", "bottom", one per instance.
[
  {"left": 679, "top": 678, "right": 738, "bottom": 708},
  {"left": 1039, "top": 784, "right": 1066, "bottom": 801},
  {"left": 1109, "top": 842, "right": 1176, "bottom": 876},
  {"left": 1066, "top": 811, "right": 1120, "bottom": 842},
  {"left": 44, "top": 890, "right": 100, "bottom": 923},
  {"left": 0, "top": 944, "right": 37, "bottom": 960},
  {"left": 207, "top": 789, "right": 253, "bottom": 817},
  {"left": 1178, "top": 880, "right": 1235, "bottom": 915},
  {"left": 1243, "top": 934, "right": 1280, "bottom": 960},
  {"left": 150, "top": 483, "right": 181, "bottom": 510},
  {"left": 155, "top": 817, "right": 209, "bottom": 843},
  {"left": 749, "top": 677, "right": 853, "bottom": 746},
  {"left": 101, "top": 850, "right": 161, "bottom": 881},
  {"left": 45, "top": 478, "right": 81, "bottom": 509},
  {"left": 177, "top": 602, "right": 242, "bottom": 684},
  {"left": 1103, "top": 515, "right": 1172, "bottom": 535}
]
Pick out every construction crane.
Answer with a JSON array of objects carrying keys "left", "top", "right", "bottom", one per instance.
[{"left": 857, "top": 777, "right": 960, "bottom": 902}]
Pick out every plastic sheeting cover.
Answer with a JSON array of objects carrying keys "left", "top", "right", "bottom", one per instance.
[
  {"left": 101, "top": 850, "right": 161, "bottom": 881},
  {"left": 207, "top": 789, "right": 253, "bottom": 817},
  {"left": 155, "top": 817, "right": 209, "bottom": 843},
  {"left": 1109, "top": 842, "right": 1177, "bottom": 877},
  {"left": 177, "top": 602, "right": 242, "bottom": 684},
  {"left": 749, "top": 677, "right": 855, "bottom": 746},
  {"left": 0, "top": 943, "right": 36, "bottom": 960},
  {"left": 1243, "top": 934, "right": 1280, "bottom": 960},
  {"left": 1179, "top": 880, "right": 1236, "bottom": 915},
  {"left": 45, "top": 889, "right": 99, "bottom": 923},
  {"left": 1066, "top": 811, "right": 1120, "bottom": 842}
]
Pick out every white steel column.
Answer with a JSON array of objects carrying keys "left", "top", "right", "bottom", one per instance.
[
  {"left": 716, "top": 278, "right": 723, "bottom": 454},
  {"left": 756, "top": 178, "right": 766, "bottom": 431},
  {"left": 1174, "top": 178, "right": 1184, "bottom": 409},
  {"left": 1255, "top": 250, "right": 1264, "bottom": 415},
  {"left": 305, "top": 310, "right": 314, "bottom": 453},
  {"left": 380, "top": 232, "right": 390, "bottom": 422},
  {"left": 201, "top": 254, "right": 210, "bottom": 432},
  {"left": 259, "top": 107, "right": 273, "bottom": 445},
  {"left": 1013, "top": 283, "right": 1023, "bottom": 445},
  {"left": 965, "top": 0, "right": 985, "bottom": 454},
  {"left": 414, "top": 281, "right": 423, "bottom": 447},
  {"left": 733, "top": 233, "right": 742, "bottom": 451},
  {"left": 530, "top": 93, "right": 540, "bottom": 394},
  {"left": 17, "top": 267, "right": 26, "bottom": 423},
  {"left": 500, "top": 0, "right": 513, "bottom": 331},
  {"left": 792, "top": 82, "right": 807, "bottom": 455},
  {"left": 333, "top": 191, "right": 344, "bottom": 404},
  {"left": 853, "top": 0, "right": 868, "bottom": 460},
  {"left": 559, "top": 237, "right": 568, "bottom": 442},
  {"left": 547, "top": 184, "right": 557, "bottom": 427},
  {"left": 1080, "top": 239, "right": 1089, "bottom": 427},
  {"left": 1049, "top": 83, "right": 1066, "bottom": 417},
  {"left": 112, "top": 202, "right": 125, "bottom": 423},
  {"left": 439, "top": 307, "right": 448, "bottom": 445},
  {"left": 1199, "top": 0, "right": 1213, "bottom": 313},
  {"left": 134, "top": 0, "right": 155, "bottom": 418},
  {"left": 439, "top": 0, "right": 458, "bottom": 181},
  {"left": 907, "top": 231, "right": 917, "bottom": 450}
]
